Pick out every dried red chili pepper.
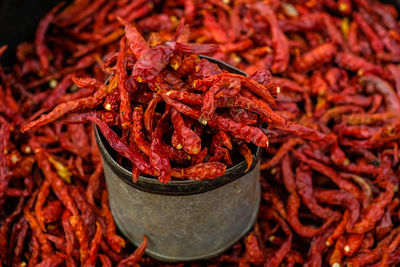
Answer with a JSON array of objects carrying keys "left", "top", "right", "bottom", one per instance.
[
  {"left": 244, "top": 232, "right": 265, "bottom": 265},
  {"left": 171, "top": 162, "right": 226, "bottom": 180},
  {"left": 101, "top": 189, "right": 125, "bottom": 253},
  {"left": 84, "top": 222, "right": 102, "bottom": 267},
  {"left": 238, "top": 144, "right": 252, "bottom": 172},
  {"left": 149, "top": 110, "right": 172, "bottom": 183},
  {"left": 171, "top": 109, "right": 201, "bottom": 155},
  {"left": 4, "top": 0, "right": 400, "bottom": 265},
  {"left": 24, "top": 191, "right": 53, "bottom": 260},
  {"left": 35, "top": 3, "right": 63, "bottom": 75},
  {"left": 353, "top": 12, "right": 384, "bottom": 54},
  {"left": 295, "top": 43, "right": 337, "bottom": 71},
  {"left": 292, "top": 150, "right": 362, "bottom": 199},
  {"left": 282, "top": 155, "right": 334, "bottom": 237},
  {"left": 117, "top": 236, "right": 147, "bottom": 267},
  {"left": 261, "top": 138, "right": 303, "bottom": 170},
  {"left": 41, "top": 200, "right": 63, "bottom": 224},
  {"left": 359, "top": 74, "right": 400, "bottom": 113},
  {"left": 344, "top": 233, "right": 365, "bottom": 256},
  {"left": 314, "top": 189, "right": 360, "bottom": 232},
  {"left": 350, "top": 181, "right": 395, "bottom": 234},
  {"left": 295, "top": 164, "right": 340, "bottom": 219},
  {"left": 21, "top": 86, "right": 107, "bottom": 133}
]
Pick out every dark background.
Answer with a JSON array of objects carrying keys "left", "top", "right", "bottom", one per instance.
[{"left": 0, "top": 0, "right": 57, "bottom": 65}]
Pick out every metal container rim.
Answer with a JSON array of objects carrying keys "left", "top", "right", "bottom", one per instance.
[{"left": 95, "top": 125, "right": 262, "bottom": 196}]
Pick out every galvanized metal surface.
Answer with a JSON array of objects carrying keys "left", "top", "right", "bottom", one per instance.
[
  {"left": 95, "top": 56, "right": 262, "bottom": 262},
  {"left": 102, "top": 156, "right": 260, "bottom": 262}
]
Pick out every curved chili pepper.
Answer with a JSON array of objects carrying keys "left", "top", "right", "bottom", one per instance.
[
  {"left": 117, "top": 236, "right": 147, "bottom": 267},
  {"left": 260, "top": 138, "right": 303, "bottom": 170},
  {"left": 238, "top": 144, "right": 252, "bottom": 172},
  {"left": 101, "top": 189, "right": 126, "bottom": 253},
  {"left": 353, "top": 12, "right": 384, "bottom": 54},
  {"left": 171, "top": 109, "right": 201, "bottom": 155},
  {"left": 83, "top": 222, "right": 102, "bottom": 267},
  {"left": 314, "top": 189, "right": 360, "bottom": 232},
  {"left": 295, "top": 164, "right": 340, "bottom": 219},
  {"left": 255, "top": 3, "right": 289, "bottom": 73},
  {"left": 282, "top": 155, "right": 334, "bottom": 237},
  {"left": 266, "top": 212, "right": 292, "bottom": 267},
  {"left": 359, "top": 74, "right": 400, "bottom": 113},
  {"left": 292, "top": 150, "right": 362, "bottom": 199},
  {"left": 150, "top": 111, "right": 172, "bottom": 183},
  {"left": 295, "top": 43, "right": 337, "bottom": 71},
  {"left": 24, "top": 193, "right": 53, "bottom": 259},
  {"left": 350, "top": 181, "right": 395, "bottom": 234},
  {"left": 244, "top": 233, "right": 265, "bottom": 265},
  {"left": 35, "top": 4, "right": 63, "bottom": 75}
]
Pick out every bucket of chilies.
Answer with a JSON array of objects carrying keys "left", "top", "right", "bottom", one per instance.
[{"left": 21, "top": 19, "right": 329, "bottom": 261}]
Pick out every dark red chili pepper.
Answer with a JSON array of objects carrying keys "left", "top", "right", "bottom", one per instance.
[
  {"left": 35, "top": 3, "right": 63, "bottom": 75},
  {"left": 314, "top": 189, "right": 360, "bottom": 231},
  {"left": 117, "top": 236, "right": 147, "bottom": 267},
  {"left": 359, "top": 74, "right": 400, "bottom": 113},
  {"left": 150, "top": 110, "right": 172, "bottom": 183},
  {"left": 350, "top": 181, "right": 395, "bottom": 234},
  {"left": 101, "top": 189, "right": 126, "bottom": 253},
  {"left": 84, "top": 222, "right": 102, "bottom": 267},
  {"left": 295, "top": 164, "right": 340, "bottom": 219},
  {"left": 295, "top": 43, "right": 337, "bottom": 71},
  {"left": 171, "top": 109, "right": 201, "bottom": 155},
  {"left": 282, "top": 155, "right": 334, "bottom": 237}
]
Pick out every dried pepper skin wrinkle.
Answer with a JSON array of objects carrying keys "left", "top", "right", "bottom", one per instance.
[
  {"left": 350, "top": 181, "right": 395, "bottom": 234},
  {"left": 22, "top": 20, "right": 279, "bottom": 182},
  {"left": 5, "top": 0, "right": 400, "bottom": 265},
  {"left": 282, "top": 155, "right": 333, "bottom": 237},
  {"left": 171, "top": 109, "right": 201, "bottom": 155},
  {"left": 255, "top": 3, "right": 289, "bottom": 73},
  {"left": 150, "top": 111, "right": 172, "bottom": 184}
]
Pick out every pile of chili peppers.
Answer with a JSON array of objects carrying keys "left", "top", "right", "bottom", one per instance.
[
  {"left": 2, "top": 0, "right": 400, "bottom": 266},
  {"left": 21, "top": 20, "right": 276, "bottom": 183}
]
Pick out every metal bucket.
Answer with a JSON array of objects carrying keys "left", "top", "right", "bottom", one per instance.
[{"left": 94, "top": 56, "right": 262, "bottom": 262}]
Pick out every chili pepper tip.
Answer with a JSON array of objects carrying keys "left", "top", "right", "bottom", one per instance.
[
  {"left": 276, "top": 86, "right": 280, "bottom": 94},
  {"left": 332, "top": 263, "right": 341, "bottom": 267}
]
